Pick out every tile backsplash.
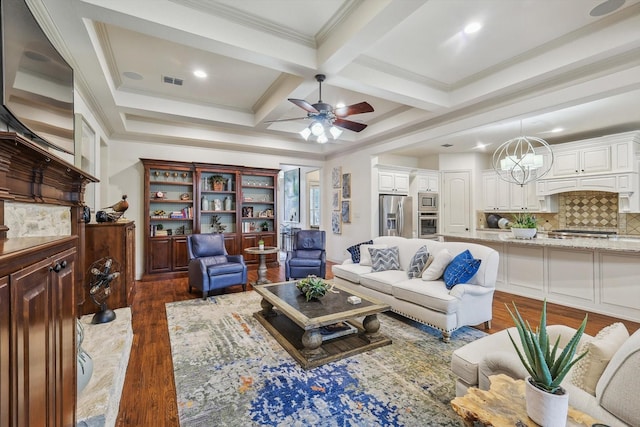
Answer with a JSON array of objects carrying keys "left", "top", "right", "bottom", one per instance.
[
  {"left": 5, "top": 202, "right": 71, "bottom": 238},
  {"left": 480, "top": 191, "right": 640, "bottom": 235}
]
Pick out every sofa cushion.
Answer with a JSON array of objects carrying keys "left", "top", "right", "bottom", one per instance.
[
  {"left": 360, "top": 244, "right": 388, "bottom": 266},
  {"left": 360, "top": 270, "right": 408, "bottom": 295},
  {"left": 407, "top": 245, "right": 429, "bottom": 278},
  {"left": 392, "top": 279, "right": 458, "bottom": 314},
  {"left": 370, "top": 246, "right": 401, "bottom": 272},
  {"left": 596, "top": 328, "right": 640, "bottom": 425},
  {"left": 443, "top": 250, "right": 482, "bottom": 289},
  {"left": 571, "top": 322, "right": 629, "bottom": 395},
  {"left": 331, "top": 263, "right": 372, "bottom": 284},
  {"left": 422, "top": 249, "right": 453, "bottom": 280},
  {"left": 346, "top": 240, "right": 373, "bottom": 263}
]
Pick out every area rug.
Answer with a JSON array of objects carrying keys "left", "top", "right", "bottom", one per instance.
[{"left": 166, "top": 292, "right": 487, "bottom": 426}]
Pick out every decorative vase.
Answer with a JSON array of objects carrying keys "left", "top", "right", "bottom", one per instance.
[
  {"left": 201, "top": 196, "right": 209, "bottom": 211},
  {"left": 511, "top": 227, "right": 537, "bottom": 239},
  {"left": 525, "top": 377, "right": 569, "bottom": 427},
  {"left": 224, "top": 196, "right": 231, "bottom": 211}
]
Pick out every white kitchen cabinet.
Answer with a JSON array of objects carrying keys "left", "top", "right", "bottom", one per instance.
[
  {"left": 509, "top": 181, "right": 539, "bottom": 211},
  {"left": 378, "top": 170, "right": 410, "bottom": 194},
  {"left": 483, "top": 170, "right": 557, "bottom": 212},
  {"left": 415, "top": 171, "right": 439, "bottom": 192},
  {"left": 552, "top": 146, "right": 610, "bottom": 177},
  {"left": 482, "top": 171, "right": 510, "bottom": 211}
]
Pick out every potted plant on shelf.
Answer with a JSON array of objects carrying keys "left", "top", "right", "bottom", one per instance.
[
  {"left": 260, "top": 221, "right": 269, "bottom": 231},
  {"left": 296, "top": 275, "right": 329, "bottom": 301},
  {"left": 210, "top": 175, "right": 226, "bottom": 191},
  {"left": 510, "top": 212, "right": 538, "bottom": 239},
  {"left": 506, "top": 300, "right": 588, "bottom": 427}
]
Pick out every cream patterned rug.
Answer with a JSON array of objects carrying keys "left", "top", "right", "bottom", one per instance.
[{"left": 166, "top": 291, "right": 486, "bottom": 426}]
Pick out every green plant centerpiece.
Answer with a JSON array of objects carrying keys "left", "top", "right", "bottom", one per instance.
[
  {"left": 510, "top": 212, "right": 538, "bottom": 239},
  {"left": 296, "top": 275, "right": 329, "bottom": 301},
  {"left": 510, "top": 212, "right": 537, "bottom": 228},
  {"left": 506, "top": 299, "right": 588, "bottom": 426}
]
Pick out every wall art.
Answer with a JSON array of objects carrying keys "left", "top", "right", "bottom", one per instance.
[
  {"left": 331, "top": 211, "right": 341, "bottom": 234},
  {"left": 341, "top": 200, "right": 351, "bottom": 224},
  {"left": 332, "top": 189, "right": 341, "bottom": 211},
  {"left": 332, "top": 166, "right": 342, "bottom": 189},
  {"left": 342, "top": 173, "right": 351, "bottom": 199}
]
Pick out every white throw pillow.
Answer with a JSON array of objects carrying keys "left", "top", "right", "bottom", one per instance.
[
  {"left": 359, "top": 244, "right": 388, "bottom": 266},
  {"left": 570, "top": 322, "right": 629, "bottom": 395},
  {"left": 421, "top": 249, "right": 453, "bottom": 281}
]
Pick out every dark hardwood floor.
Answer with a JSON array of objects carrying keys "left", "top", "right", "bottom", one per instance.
[{"left": 115, "top": 262, "right": 640, "bottom": 427}]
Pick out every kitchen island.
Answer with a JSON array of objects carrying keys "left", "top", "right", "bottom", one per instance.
[{"left": 441, "top": 230, "right": 640, "bottom": 322}]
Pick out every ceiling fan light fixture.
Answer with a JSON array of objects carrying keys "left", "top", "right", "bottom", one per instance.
[
  {"left": 299, "top": 127, "right": 311, "bottom": 140},
  {"left": 310, "top": 121, "right": 325, "bottom": 136},
  {"left": 329, "top": 126, "right": 342, "bottom": 139},
  {"left": 317, "top": 134, "right": 328, "bottom": 144}
]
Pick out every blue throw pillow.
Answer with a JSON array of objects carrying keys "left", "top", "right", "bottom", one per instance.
[
  {"left": 443, "top": 249, "right": 481, "bottom": 289},
  {"left": 346, "top": 240, "right": 373, "bottom": 263}
]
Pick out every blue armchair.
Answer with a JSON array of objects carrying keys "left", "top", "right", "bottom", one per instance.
[
  {"left": 187, "top": 233, "right": 247, "bottom": 299},
  {"left": 285, "top": 230, "right": 326, "bottom": 280}
]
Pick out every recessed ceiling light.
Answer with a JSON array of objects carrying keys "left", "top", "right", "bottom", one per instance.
[
  {"left": 193, "top": 69, "right": 207, "bottom": 78},
  {"left": 464, "top": 22, "right": 482, "bottom": 34},
  {"left": 441, "top": 143, "right": 453, "bottom": 148},
  {"left": 590, "top": 0, "right": 625, "bottom": 17},
  {"left": 123, "top": 71, "right": 143, "bottom": 80},
  {"left": 551, "top": 127, "right": 564, "bottom": 133}
]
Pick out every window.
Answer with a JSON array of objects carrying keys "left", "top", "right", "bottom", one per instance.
[{"left": 309, "top": 183, "right": 320, "bottom": 228}]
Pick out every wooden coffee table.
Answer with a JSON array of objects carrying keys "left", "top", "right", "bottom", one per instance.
[{"left": 253, "top": 280, "right": 392, "bottom": 369}]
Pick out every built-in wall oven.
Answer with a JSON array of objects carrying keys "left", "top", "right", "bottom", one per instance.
[{"left": 418, "top": 212, "right": 438, "bottom": 238}]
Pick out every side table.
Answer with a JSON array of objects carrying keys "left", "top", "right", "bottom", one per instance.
[
  {"left": 244, "top": 246, "right": 279, "bottom": 285},
  {"left": 451, "top": 374, "right": 601, "bottom": 427}
]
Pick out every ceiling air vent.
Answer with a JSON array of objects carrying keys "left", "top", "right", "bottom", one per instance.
[{"left": 162, "top": 75, "right": 183, "bottom": 86}]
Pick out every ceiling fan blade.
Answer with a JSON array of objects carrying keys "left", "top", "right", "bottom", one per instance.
[
  {"left": 334, "top": 102, "right": 374, "bottom": 117},
  {"left": 264, "top": 117, "right": 308, "bottom": 124},
  {"left": 333, "top": 118, "right": 368, "bottom": 132},
  {"left": 288, "top": 98, "right": 318, "bottom": 113}
]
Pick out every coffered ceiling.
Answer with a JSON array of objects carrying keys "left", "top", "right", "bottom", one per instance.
[{"left": 34, "top": 0, "right": 640, "bottom": 160}]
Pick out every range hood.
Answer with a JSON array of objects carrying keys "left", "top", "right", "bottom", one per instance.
[{"left": 535, "top": 131, "right": 640, "bottom": 212}]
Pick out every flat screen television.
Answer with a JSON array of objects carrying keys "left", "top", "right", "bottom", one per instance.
[{"left": 0, "top": 0, "right": 74, "bottom": 155}]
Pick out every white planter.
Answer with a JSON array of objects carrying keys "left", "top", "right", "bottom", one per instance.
[
  {"left": 525, "top": 377, "right": 568, "bottom": 427},
  {"left": 511, "top": 227, "right": 537, "bottom": 239}
]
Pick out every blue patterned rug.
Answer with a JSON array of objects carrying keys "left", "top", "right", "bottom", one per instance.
[{"left": 166, "top": 291, "right": 487, "bottom": 426}]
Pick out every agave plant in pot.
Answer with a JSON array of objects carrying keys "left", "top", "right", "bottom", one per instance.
[
  {"left": 506, "top": 300, "right": 588, "bottom": 427},
  {"left": 510, "top": 212, "right": 538, "bottom": 239}
]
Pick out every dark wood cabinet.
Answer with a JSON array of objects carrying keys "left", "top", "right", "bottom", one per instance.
[
  {"left": 0, "top": 132, "right": 95, "bottom": 427},
  {"left": 6, "top": 244, "right": 77, "bottom": 427},
  {"left": 0, "top": 276, "right": 9, "bottom": 427},
  {"left": 172, "top": 237, "right": 189, "bottom": 271},
  {"left": 81, "top": 221, "right": 135, "bottom": 316},
  {"left": 141, "top": 159, "right": 279, "bottom": 279}
]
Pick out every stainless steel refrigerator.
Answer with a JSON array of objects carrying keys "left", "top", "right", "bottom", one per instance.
[{"left": 379, "top": 194, "right": 413, "bottom": 237}]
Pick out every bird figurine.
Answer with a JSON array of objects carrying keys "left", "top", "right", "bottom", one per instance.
[{"left": 102, "top": 195, "right": 128, "bottom": 221}]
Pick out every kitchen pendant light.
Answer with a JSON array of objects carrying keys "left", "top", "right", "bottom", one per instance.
[{"left": 492, "top": 123, "right": 554, "bottom": 186}]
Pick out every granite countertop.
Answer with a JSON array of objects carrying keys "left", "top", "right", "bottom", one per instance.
[{"left": 440, "top": 230, "right": 640, "bottom": 253}]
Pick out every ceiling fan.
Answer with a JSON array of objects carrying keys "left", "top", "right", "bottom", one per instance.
[{"left": 267, "top": 74, "right": 374, "bottom": 142}]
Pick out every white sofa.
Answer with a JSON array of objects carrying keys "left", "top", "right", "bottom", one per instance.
[
  {"left": 331, "top": 236, "right": 499, "bottom": 342},
  {"left": 451, "top": 324, "right": 640, "bottom": 426}
]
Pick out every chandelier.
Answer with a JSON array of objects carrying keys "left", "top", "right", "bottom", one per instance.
[
  {"left": 492, "top": 133, "right": 554, "bottom": 186},
  {"left": 299, "top": 118, "right": 342, "bottom": 144}
]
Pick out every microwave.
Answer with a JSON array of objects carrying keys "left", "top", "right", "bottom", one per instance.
[{"left": 418, "top": 192, "right": 438, "bottom": 211}]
